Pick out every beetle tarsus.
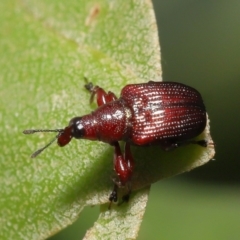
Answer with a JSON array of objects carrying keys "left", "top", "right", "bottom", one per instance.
[
  {"left": 184, "top": 139, "right": 209, "bottom": 147},
  {"left": 161, "top": 139, "right": 210, "bottom": 151},
  {"left": 84, "top": 79, "right": 117, "bottom": 106},
  {"left": 195, "top": 140, "right": 208, "bottom": 147},
  {"left": 108, "top": 184, "right": 118, "bottom": 209},
  {"left": 84, "top": 82, "right": 94, "bottom": 92},
  {"left": 122, "top": 194, "right": 130, "bottom": 203},
  {"left": 119, "top": 183, "right": 131, "bottom": 205}
]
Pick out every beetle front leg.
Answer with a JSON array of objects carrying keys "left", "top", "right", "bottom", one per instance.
[
  {"left": 109, "top": 142, "right": 134, "bottom": 204},
  {"left": 84, "top": 80, "right": 117, "bottom": 107}
]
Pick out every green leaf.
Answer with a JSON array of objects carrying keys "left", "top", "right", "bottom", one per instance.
[{"left": 0, "top": 0, "right": 214, "bottom": 239}]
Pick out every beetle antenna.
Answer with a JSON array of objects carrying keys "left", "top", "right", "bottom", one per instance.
[
  {"left": 23, "top": 129, "right": 63, "bottom": 134},
  {"left": 30, "top": 136, "right": 58, "bottom": 158},
  {"left": 23, "top": 129, "right": 64, "bottom": 158}
]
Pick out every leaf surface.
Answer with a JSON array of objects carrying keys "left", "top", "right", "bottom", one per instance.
[{"left": 0, "top": 0, "right": 214, "bottom": 239}]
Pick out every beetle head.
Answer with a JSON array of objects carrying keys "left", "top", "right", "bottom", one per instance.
[
  {"left": 57, "top": 117, "right": 84, "bottom": 146},
  {"left": 23, "top": 117, "right": 85, "bottom": 158}
]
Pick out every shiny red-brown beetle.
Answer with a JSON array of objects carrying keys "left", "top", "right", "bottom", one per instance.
[{"left": 23, "top": 81, "right": 207, "bottom": 204}]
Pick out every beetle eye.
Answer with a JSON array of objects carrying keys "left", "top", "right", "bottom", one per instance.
[{"left": 69, "top": 117, "right": 85, "bottom": 139}]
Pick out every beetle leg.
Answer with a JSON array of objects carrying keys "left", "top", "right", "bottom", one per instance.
[
  {"left": 109, "top": 142, "right": 134, "bottom": 203},
  {"left": 161, "top": 139, "right": 209, "bottom": 151},
  {"left": 175, "top": 139, "right": 209, "bottom": 148},
  {"left": 190, "top": 140, "right": 208, "bottom": 147},
  {"left": 114, "top": 142, "right": 134, "bottom": 185},
  {"left": 84, "top": 80, "right": 117, "bottom": 107},
  {"left": 119, "top": 182, "right": 132, "bottom": 205},
  {"left": 121, "top": 143, "right": 134, "bottom": 203}
]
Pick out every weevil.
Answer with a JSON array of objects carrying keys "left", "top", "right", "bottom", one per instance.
[{"left": 23, "top": 81, "right": 207, "bottom": 204}]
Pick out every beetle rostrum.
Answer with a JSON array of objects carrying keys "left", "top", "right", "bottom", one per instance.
[{"left": 23, "top": 81, "right": 208, "bottom": 205}]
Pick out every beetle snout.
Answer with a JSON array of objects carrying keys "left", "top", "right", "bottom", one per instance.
[{"left": 57, "top": 126, "right": 73, "bottom": 147}]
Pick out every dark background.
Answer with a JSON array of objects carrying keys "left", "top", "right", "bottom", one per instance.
[
  {"left": 50, "top": 1, "right": 240, "bottom": 239},
  {"left": 155, "top": 0, "right": 240, "bottom": 183}
]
